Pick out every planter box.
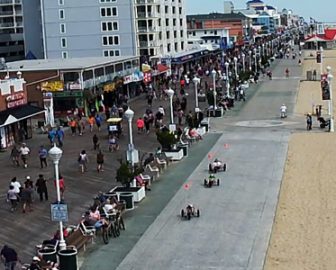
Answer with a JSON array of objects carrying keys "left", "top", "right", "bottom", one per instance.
[
  {"left": 110, "top": 186, "right": 146, "bottom": 203},
  {"left": 164, "top": 148, "right": 184, "bottom": 161},
  {"left": 198, "top": 95, "right": 206, "bottom": 102}
]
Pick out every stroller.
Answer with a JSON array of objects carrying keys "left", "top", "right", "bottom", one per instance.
[{"left": 318, "top": 117, "right": 330, "bottom": 129}]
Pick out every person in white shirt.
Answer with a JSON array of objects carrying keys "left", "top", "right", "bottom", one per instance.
[
  {"left": 280, "top": 104, "right": 287, "bottom": 118},
  {"left": 19, "top": 143, "right": 30, "bottom": 168},
  {"left": 10, "top": 177, "right": 21, "bottom": 194},
  {"left": 103, "top": 199, "right": 116, "bottom": 214}
]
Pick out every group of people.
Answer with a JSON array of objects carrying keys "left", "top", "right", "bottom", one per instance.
[{"left": 6, "top": 175, "right": 48, "bottom": 213}]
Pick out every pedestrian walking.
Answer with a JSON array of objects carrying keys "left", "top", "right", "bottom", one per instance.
[
  {"left": 92, "top": 134, "right": 99, "bottom": 150},
  {"left": 95, "top": 114, "right": 103, "bottom": 131},
  {"left": 10, "top": 145, "right": 20, "bottom": 167},
  {"left": 78, "top": 150, "right": 89, "bottom": 173},
  {"left": 76, "top": 119, "right": 83, "bottom": 136},
  {"left": 54, "top": 175, "right": 65, "bottom": 201},
  {"left": 19, "top": 143, "right": 30, "bottom": 168},
  {"left": 56, "top": 127, "right": 65, "bottom": 147},
  {"left": 69, "top": 119, "right": 77, "bottom": 136},
  {"left": 88, "top": 116, "right": 95, "bottom": 132},
  {"left": 7, "top": 186, "right": 18, "bottom": 212},
  {"left": 0, "top": 245, "right": 18, "bottom": 270},
  {"left": 96, "top": 150, "right": 104, "bottom": 172},
  {"left": 47, "top": 129, "right": 56, "bottom": 145},
  {"left": 177, "top": 108, "right": 184, "bottom": 125},
  {"left": 38, "top": 145, "right": 48, "bottom": 169},
  {"left": 24, "top": 176, "right": 33, "bottom": 189},
  {"left": 10, "top": 177, "right": 21, "bottom": 194},
  {"left": 306, "top": 113, "right": 312, "bottom": 130},
  {"left": 36, "top": 174, "right": 48, "bottom": 201},
  {"left": 136, "top": 117, "right": 145, "bottom": 133},
  {"left": 20, "top": 183, "right": 33, "bottom": 213}
]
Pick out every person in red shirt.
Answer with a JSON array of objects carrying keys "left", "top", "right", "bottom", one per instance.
[
  {"left": 54, "top": 175, "right": 65, "bottom": 201},
  {"left": 136, "top": 117, "right": 145, "bottom": 133}
]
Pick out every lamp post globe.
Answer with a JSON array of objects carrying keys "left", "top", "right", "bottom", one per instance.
[
  {"left": 211, "top": 69, "right": 216, "bottom": 77},
  {"left": 49, "top": 144, "right": 63, "bottom": 163},
  {"left": 125, "top": 108, "right": 134, "bottom": 121},
  {"left": 167, "top": 88, "right": 174, "bottom": 98}
]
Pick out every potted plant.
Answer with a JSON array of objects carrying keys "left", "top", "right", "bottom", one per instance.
[
  {"left": 116, "top": 162, "right": 133, "bottom": 187},
  {"left": 156, "top": 130, "right": 179, "bottom": 151}
]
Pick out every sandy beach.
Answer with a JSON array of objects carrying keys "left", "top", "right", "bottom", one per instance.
[{"left": 264, "top": 50, "right": 336, "bottom": 270}]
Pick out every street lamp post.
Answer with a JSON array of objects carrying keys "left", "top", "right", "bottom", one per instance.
[
  {"left": 262, "top": 44, "right": 265, "bottom": 57},
  {"left": 320, "top": 46, "right": 324, "bottom": 76},
  {"left": 233, "top": 57, "right": 238, "bottom": 77},
  {"left": 167, "top": 88, "right": 175, "bottom": 124},
  {"left": 327, "top": 66, "right": 334, "bottom": 132},
  {"left": 211, "top": 70, "right": 217, "bottom": 109},
  {"left": 125, "top": 108, "right": 134, "bottom": 147},
  {"left": 192, "top": 77, "right": 200, "bottom": 110},
  {"left": 248, "top": 50, "right": 252, "bottom": 71},
  {"left": 48, "top": 145, "right": 66, "bottom": 251},
  {"left": 225, "top": 62, "right": 230, "bottom": 98},
  {"left": 242, "top": 53, "right": 246, "bottom": 72}
]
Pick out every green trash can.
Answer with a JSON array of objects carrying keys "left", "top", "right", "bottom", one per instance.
[
  {"left": 38, "top": 247, "right": 57, "bottom": 263},
  {"left": 58, "top": 248, "right": 78, "bottom": 270}
]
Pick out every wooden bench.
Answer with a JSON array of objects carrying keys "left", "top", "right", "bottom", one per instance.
[{"left": 66, "top": 228, "right": 93, "bottom": 251}]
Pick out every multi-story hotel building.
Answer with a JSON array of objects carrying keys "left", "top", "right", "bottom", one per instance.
[
  {"left": 23, "top": 0, "right": 187, "bottom": 59},
  {"left": 0, "top": 0, "right": 25, "bottom": 62}
]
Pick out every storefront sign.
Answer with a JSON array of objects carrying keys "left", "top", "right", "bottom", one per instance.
[
  {"left": 123, "top": 71, "right": 144, "bottom": 85},
  {"left": 103, "top": 82, "right": 116, "bottom": 92},
  {"left": 143, "top": 72, "right": 152, "bottom": 83},
  {"left": 41, "top": 81, "right": 64, "bottom": 92},
  {"left": 68, "top": 82, "right": 82, "bottom": 90},
  {"left": 6, "top": 93, "right": 26, "bottom": 108}
]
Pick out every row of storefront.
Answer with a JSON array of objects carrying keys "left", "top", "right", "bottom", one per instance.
[{"left": 0, "top": 49, "right": 219, "bottom": 148}]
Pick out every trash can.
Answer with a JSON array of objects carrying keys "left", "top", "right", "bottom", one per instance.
[
  {"left": 38, "top": 248, "right": 57, "bottom": 263},
  {"left": 215, "top": 108, "right": 223, "bottom": 118},
  {"left": 177, "top": 144, "right": 188, "bottom": 157},
  {"left": 119, "top": 193, "right": 134, "bottom": 210},
  {"left": 58, "top": 248, "right": 78, "bottom": 270},
  {"left": 306, "top": 70, "right": 312, "bottom": 81},
  {"left": 200, "top": 120, "right": 209, "bottom": 132}
]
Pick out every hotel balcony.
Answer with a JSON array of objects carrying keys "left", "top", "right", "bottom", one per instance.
[{"left": 135, "top": 0, "right": 160, "bottom": 5}]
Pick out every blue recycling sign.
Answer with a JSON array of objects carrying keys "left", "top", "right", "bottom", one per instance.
[{"left": 51, "top": 203, "right": 68, "bottom": 222}]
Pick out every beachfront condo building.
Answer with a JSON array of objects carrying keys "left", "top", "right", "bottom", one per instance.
[
  {"left": 22, "top": 0, "right": 187, "bottom": 60},
  {"left": 0, "top": 0, "right": 25, "bottom": 62}
]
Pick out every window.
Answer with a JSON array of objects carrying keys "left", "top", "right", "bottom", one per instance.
[
  {"left": 166, "top": 31, "right": 170, "bottom": 39},
  {"left": 60, "top": 23, "right": 66, "bottom": 34},
  {"left": 181, "top": 41, "right": 184, "bottom": 50},
  {"left": 59, "top": 9, "right": 65, "bottom": 19},
  {"left": 180, "top": 19, "right": 183, "bottom": 26},
  {"left": 100, "top": 7, "right": 117, "bottom": 17},
  {"left": 101, "top": 21, "right": 119, "bottom": 31},
  {"left": 172, "top": 7, "right": 175, "bottom": 14},
  {"left": 58, "top": 0, "right": 64, "bottom": 5},
  {"left": 62, "top": 51, "right": 68, "bottom": 59},
  {"left": 179, "top": 7, "right": 182, "bottom": 14},
  {"left": 165, "top": 18, "right": 169, "bottom": 26},
  {"left": 173, "top": 19, "right": 176, "bottom": 26},
  {"left": 103, "top": 50, "right": 120, "bottom": 57},
  {"left": 61, "top": 37, "right": 67, "bottom": 48},
  {"left": 180, "top": 30, "right": 183, "bottom": 38},
  {"left": 167, "top": 43, "right": 171, "bottom": 52},
  {"left": 173, "top": 31, "right": 177, "bottom": 38},
  {"left": 174, "top": 42, "right": 178, "bottom": 51},
  {"left": 102, "top": 35, "right": 119, "bottom": 46},
  {"left": 165, "top": 6, "right": 168, "bottom": 13}
]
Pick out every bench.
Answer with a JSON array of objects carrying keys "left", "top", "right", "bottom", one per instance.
[
  {"left": 145, "top": 164, "right": 160, "bottom": 179},
  {"left": 66, "top": 227, "right": 93, "bottom": 251},
  {"left": 156, "top": 157, "right": 167, "bottom": 170}
]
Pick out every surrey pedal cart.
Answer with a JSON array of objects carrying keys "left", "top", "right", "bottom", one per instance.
[{"left": 107, "top": 117, "right": 123, "bottom": 138}]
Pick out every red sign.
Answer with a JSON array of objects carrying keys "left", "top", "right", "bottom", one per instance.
[
  {"left": 143, "top": 72, "right": 152, "bottom": 84},
  {"left": 6, "top": 93, "right": 26, "bottom": 108}
]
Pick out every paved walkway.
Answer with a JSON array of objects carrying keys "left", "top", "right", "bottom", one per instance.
[{"left": 79, "top": 52, "right": 303, "bottom": 269}]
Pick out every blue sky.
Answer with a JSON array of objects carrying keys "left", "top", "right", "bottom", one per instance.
[{"left": 186, "top": 0, "right": 336, "bottom": 23}]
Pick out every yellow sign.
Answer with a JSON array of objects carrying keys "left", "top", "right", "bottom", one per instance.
[
  {"left": 41, "top": 81, "right": 64, "bottom": 92},
  {"left": 103, "top": 82, "right": 116, "bottom": 92}
]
